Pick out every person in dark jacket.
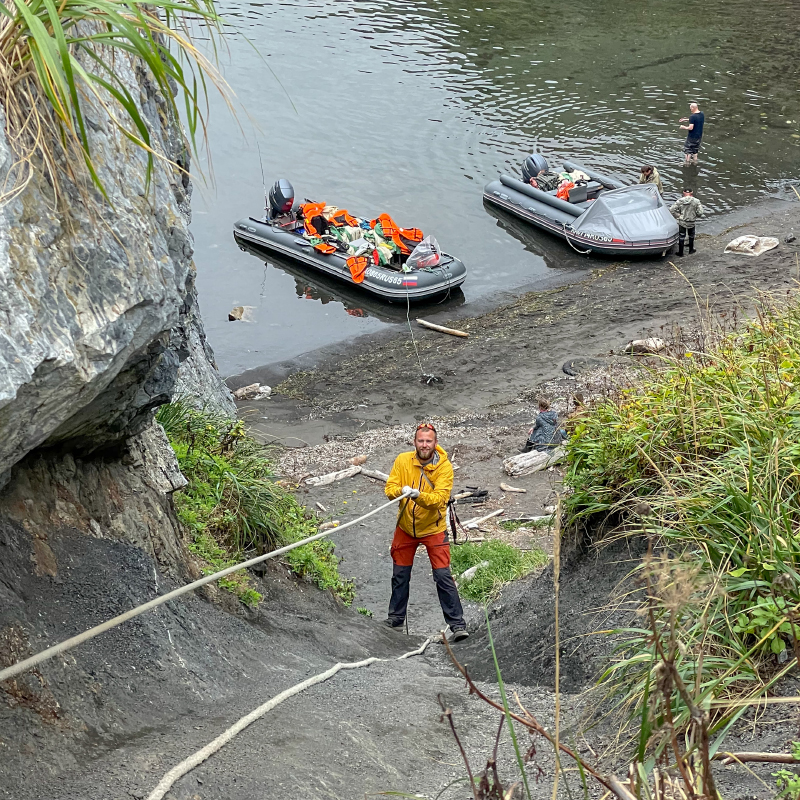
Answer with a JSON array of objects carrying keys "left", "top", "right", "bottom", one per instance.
[
  {"left": 670, "top": 189, "right": 705, "bottom": 256},
  {"left": 679, "top": 102, "right": 705, "bottom": 163},
  {"left": 523, "top": 399, "right": 566, "bottom": 453}
]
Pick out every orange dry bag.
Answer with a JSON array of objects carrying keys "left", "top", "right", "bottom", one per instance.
[{"left": 556, "top": 181, "right": 575, "bottom": 201}]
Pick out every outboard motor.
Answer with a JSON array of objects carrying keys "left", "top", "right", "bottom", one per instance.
[
  {"left": 521, "top": 154, "right": 549, "bottom": 184},
  {"left": 268, "top": 178, "right": 295, "bottom": 218}
]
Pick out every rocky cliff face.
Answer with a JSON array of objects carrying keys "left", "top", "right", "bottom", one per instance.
[{"left": 0, "top": 59, "right": 232, "bottom": 487}]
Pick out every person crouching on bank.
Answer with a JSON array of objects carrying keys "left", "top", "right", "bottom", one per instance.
[{"left": 384, "top": 423, "right": 469, "bottom": 642}]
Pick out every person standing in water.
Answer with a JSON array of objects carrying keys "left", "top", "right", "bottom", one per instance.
[{"left": 679, "top": 102, "right": 705, "bottom": 163}]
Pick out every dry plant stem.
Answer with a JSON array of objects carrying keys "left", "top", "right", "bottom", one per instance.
[
  {"left": 643, "top": 539, "right": 720, "bottom": 800},
  {"left": 441, "top": 638, "right": 633, "bottom": 799},
  {"left": 438, "top": 694, "right": 478, "bottom": 800},
  {"left": 643, "top": 542, "right": 697, "bottom": 797},
  {"left": 714, "top": 751, "right": 800, "bottom": 765},
  {"left": 551, "top": 499, "right": 563, "bottom": 800}
]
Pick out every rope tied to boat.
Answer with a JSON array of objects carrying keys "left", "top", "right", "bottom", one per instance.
[{"left": 562, "top": 222, "right": 593, "bottom": 255}]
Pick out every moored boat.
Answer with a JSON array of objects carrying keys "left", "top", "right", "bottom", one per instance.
[
  {"left": 233, "top": 179, "right": 467, "bottom": 302},
  {"left": 483, "top": 156, "right": 679, "bottom": 257}
]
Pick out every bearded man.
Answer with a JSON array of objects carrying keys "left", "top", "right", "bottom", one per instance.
[{"left": 384, "top": 422, "right": 468, "bottom": 641}]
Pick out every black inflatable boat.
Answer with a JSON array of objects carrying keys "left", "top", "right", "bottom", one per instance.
[
  {"left": 233, "top": 180, "right": 467, "bottom": 302},
  {"left": 484, "top": 156, "right": 679, "bottom": 257}
]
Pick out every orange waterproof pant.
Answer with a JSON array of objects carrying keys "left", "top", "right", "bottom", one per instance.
[{"left": 390, "top": 526, "right": 450, "bottom": 569}]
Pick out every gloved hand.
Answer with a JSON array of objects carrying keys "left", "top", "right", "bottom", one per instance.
[{"left": 402, "top": 485, "right": 421, "bottom": 499}]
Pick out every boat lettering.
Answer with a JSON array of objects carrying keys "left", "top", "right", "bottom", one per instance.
[
  {"left": 365, "top": 267, "right": 405, "bottom": 285},
  {"left": 578, "top": 231, "right": 613, "bottom": 242}
]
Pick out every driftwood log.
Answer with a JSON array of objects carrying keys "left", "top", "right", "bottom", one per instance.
[
  {"left": 416, "top": 319, "right": 469, "bottom": 338},
  {"left": 503, "top": 446, "right": 565, "bottom": 477},
  {"left": 305, "top": 465, "right": 362, "bottom": 487},
  {"left": 361, "top": 468, "right": 390, "bottom": 482}
]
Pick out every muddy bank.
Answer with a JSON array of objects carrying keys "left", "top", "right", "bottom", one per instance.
[{"left": 233, "top": 198, "right": 799, "bottom": 446}]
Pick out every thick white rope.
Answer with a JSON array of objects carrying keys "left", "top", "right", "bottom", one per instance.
[
  {"left": 146, "top": 637, "right": 433, "bottom": 800},
  {"left": 0, "top": 492, "right": 411, "bottom": 683}
]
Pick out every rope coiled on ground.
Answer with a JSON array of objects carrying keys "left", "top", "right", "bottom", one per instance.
[{"left": 146, "top": 637, "right": 433, "bottom": 800}]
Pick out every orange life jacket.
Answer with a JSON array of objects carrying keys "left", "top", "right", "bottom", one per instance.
[
  {"left": 300, "top": 202, "right": 327, "bottom": 236},
  {"left": 370, "top": 213, "right": 423, "bottom": 255},
  {"left": 346, "top": 255, "right": 369, "bottom": 283},
  {"left": 556, "top": 181, "right": 575, "bottom": 201},
  {"left": 328, "top": 209, "right": 359, "bottom": 227},
  {"left": 313, "top": 242, "right": 337, "bottom": 255}
]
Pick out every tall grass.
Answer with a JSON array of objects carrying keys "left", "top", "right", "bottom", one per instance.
[
  {"left": 0, "top": 0, "right": 227, "bottom": 203},
  {"left": 157, "top": 402, "right": 355, "bottom": 606},
  {"left": 565, "top": 293, "right": 800, "bottom": 733}
]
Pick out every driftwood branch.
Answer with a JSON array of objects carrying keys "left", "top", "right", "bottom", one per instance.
[
  {"left": 305, "top": 465, "right": 361, "bottom": 487},
  {"left": 714, "top": 751, "right": 800, "bottom": 765},
  {"left": 416, "top": 319, "right": 469, "bottom": 338},
  {"left": 462, "top": 508, "right": 504, "bottom": 529},
  {"left": 361, "top": 468, "right": 389, "bottom": 482}
]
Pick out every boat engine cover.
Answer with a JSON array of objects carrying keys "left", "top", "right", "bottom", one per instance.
[
  {"left": 269, "top": 179, "right": 295, "bottom": 216},
  {"left": 521, "top": 154, "right": 549, "bottom": 184}
]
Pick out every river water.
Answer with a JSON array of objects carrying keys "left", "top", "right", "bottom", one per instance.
[{"left": 191, "top": 0, "right": 800, "bottom": 375}]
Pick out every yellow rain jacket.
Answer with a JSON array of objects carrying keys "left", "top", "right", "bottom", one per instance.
[{"left": 385, "top": 445, "right": 454, "bottom": 538}]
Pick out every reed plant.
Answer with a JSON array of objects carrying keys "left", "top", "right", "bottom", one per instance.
[
  {"left": 0, "top": 0, "right": 226, "bottom": 203},
  {"left": 565, "top": 292, "right": 800, "bottom": 734}
]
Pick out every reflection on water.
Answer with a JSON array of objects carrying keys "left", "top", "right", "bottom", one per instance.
[
  {"left": 482, "top": 204, "right": 589, "bottom": 270},
  {"left": 194, "top": 0, "right": 800, "bottom": 373}
]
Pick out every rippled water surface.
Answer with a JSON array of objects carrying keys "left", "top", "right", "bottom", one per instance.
[{"left": 192, "top": 0, "right": 800, "bottom": 373}]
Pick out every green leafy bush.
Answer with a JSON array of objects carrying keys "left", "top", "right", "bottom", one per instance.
[
  {"left": 565, "top": 296, "right": 800, "bottom": 732},
  {"left": 157, "top": 402, "right": 354, "bottom": 606},
  {"left": 450, "top": 539, "right": 547, "bottom": 603}
]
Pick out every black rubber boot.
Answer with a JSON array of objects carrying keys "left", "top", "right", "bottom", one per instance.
[
  {"left": 676, "top": 226, "right": 686, "bottom": 257},
  {"left": 688, "top": 228, "right": 696, "bottom": 254}
]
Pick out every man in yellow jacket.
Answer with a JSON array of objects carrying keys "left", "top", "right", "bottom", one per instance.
[{"left": 384, "top": 423, "right": 468, "bottom": 641}]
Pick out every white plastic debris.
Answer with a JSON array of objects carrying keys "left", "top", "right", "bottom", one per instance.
[{"left": 724, "top": 235, "right": 779, "bottom": 257}]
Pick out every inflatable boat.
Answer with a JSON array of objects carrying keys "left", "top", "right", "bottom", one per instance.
[
  {"left": 483, "top": 156, "right": 679, "bottom": 257},
  {"left": 233, "top": 180, "right": 467, "bottom": 302},
  {"left": 235, "top": 237, "right": 466, "bottom": 323}
]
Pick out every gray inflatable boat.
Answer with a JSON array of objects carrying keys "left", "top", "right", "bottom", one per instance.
[
  {"left": 233, "top": 179, "right": 467, "bottom": 303},
  {"left": 484, "top": 157, "right": 679, "bottom": 257}
]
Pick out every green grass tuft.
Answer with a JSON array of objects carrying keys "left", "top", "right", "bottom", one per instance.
[
  {"left": 0, "top": 0, "right": 229, "bottom": 203},
  {"left": 157, "top": 401, "right": 355, "bottom": 606},
  {"left": 451, "top": 539, "right": 547, "bottom": 603}
]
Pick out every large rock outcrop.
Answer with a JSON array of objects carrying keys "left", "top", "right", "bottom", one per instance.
[{"left": 0, "top": 58, "right": 230, "bottom": 484}]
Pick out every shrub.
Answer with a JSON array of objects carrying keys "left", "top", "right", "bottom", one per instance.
[
  {"left": 157, "top": 402, "right": 355, "bottom": 606},
  {"left": 0, "top": 0, "right": 226, "bottom": 203},
  {"left": 565, "top": 295, "right": 800, "bottom": 733}
]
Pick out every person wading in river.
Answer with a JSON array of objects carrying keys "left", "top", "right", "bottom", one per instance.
[
  {"left": 679, "top": 102, "right": 705, "bottom": 163},
  {"left": 384, "top": 423, "right": 468, "bottom": 641}
]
